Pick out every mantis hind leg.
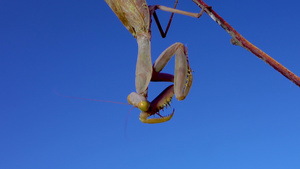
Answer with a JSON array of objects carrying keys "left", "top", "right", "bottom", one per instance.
[{"left": 152, "top": 42, "right": 193, "bottom": 101}]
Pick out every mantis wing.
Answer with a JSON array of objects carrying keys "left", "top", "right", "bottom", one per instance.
[{"left": 105, "top": 0, "right": 150, "bottom": 38}]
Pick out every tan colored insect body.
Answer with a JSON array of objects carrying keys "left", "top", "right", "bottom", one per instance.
[{"left": 105, "top": 0, "right": 203, "bottom": 123}]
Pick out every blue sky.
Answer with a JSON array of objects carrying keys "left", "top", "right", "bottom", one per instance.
[{"left": 1, "top": 0, "right": 300, "bottom": 168}]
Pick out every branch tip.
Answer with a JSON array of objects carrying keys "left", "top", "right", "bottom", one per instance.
[{"left": 192, "top": 0, "right": 300, "bottom": 87}]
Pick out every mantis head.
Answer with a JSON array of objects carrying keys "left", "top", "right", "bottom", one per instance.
[{"left": 127, "top": 85, "right": 175, "bottom": 124}]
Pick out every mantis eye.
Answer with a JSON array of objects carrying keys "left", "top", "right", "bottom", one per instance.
[
  {"left": 127, "top": 92, "right": 150, "bottom": 112},
  {"left": 138, "top": 101, "right": 150, "bottom": 112}
]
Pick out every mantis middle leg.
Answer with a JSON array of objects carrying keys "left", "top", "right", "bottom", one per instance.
[{"left": 150, "top": 1, "right": 205, "bottom": 38}]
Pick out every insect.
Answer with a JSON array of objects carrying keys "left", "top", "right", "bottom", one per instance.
[{"left": 105, "top": 0, "right": 204, "bottom": 123}]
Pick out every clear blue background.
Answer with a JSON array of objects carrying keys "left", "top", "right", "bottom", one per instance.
[{"left": 1, "top": 0, "right": 300, "bottom": 168}]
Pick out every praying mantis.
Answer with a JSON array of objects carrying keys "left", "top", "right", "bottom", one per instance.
[{"left": 105, "top": 0, "right": 204, "bottom": 123}]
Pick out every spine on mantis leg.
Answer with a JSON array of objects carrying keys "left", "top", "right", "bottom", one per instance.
[{"left": 135, "top": 34, "right": 153, "bottom": 96}]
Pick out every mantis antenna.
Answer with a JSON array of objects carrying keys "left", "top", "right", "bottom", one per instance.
[
  {"left": 54, "top": 89, "right": 136, "bottom": 136},
  {"left": 54, "top": 89, "right": 130, "bottom": 105}
]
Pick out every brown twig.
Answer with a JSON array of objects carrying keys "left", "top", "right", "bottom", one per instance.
[{"left": 192, "top": 0, "right": 300, "bottom": 87}]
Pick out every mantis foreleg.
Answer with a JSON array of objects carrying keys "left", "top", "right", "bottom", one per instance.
[{"left": 152, "top": 42, "right": 193, "bottom": 101}]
